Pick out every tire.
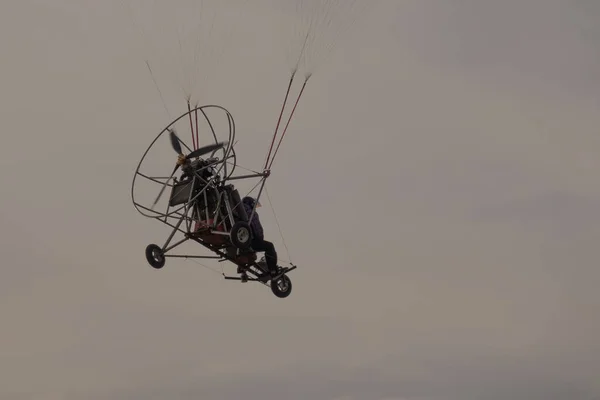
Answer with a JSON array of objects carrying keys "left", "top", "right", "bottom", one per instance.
[
  {"left": 271, "top": 274, "right": 292, "bottom": 298},
  {"left": 230, "top": 221, "right": 251, "bottom": 249},
  {"left": 145, "top": 244, "right": 165, "bottom": 269}
]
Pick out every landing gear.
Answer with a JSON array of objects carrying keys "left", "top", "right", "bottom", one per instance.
[
  {"left": 230, "top": 221, "right": 251, "bottom": 249},
  {"left": 270, "top": 274, "right": 292, "bottom": 298},
  {"left": 144, "top": 239, "right": 297, "bottom": 299},
  {"left": 145, "top": 244, "right": 165, "bottom": 269}
]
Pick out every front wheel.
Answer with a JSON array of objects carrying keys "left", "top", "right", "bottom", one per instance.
[
  {"left": 271, "top": 275, "right": 292, "bottom": 298},
  {"left": 145, "top": 244, "right": 165, "bottom": 269}
]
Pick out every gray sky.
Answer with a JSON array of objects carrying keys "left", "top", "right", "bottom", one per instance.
[{"left": 1, "top": 0, "right": 600, "bottom": 399}]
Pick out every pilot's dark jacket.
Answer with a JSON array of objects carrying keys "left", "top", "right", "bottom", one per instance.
[{"left": 242, "top": 197, "right": 264, "bottom": 241}]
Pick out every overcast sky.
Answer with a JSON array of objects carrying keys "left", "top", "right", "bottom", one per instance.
[{"left": 1, "top": 1, "right": 600, "bottom": 399}]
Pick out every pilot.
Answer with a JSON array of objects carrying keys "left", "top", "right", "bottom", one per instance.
[{"left": 242, "top": 196, "right": 279, "bottom": 276}]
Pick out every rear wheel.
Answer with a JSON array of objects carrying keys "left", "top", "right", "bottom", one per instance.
[
  {"left": 145, "top": 244, "right": 165, "bottom": 269},
  {"left": 271, "top": 275, "right": 292, "bottom": 298},
  {"left": 230, "top": 221, "right": 251, "bottom": 249}
]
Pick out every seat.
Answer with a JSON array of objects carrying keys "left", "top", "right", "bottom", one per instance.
[{"left": 226, "top": 185, "right": 248, "bottom": 222}]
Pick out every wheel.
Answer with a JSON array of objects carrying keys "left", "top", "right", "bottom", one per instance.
[
  {"left": 230, "top": 221, "right": 251, "bottom": 249},
  {"left": 271, "top": 274, "right": 292, "bottom": 298},
  {"left": 145, "top": 244, "right": 165, "bottom": 269}
]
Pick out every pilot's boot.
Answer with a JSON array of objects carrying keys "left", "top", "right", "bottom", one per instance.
[{"left": 257, "top": 259, "right": 267, "bottom": 271}]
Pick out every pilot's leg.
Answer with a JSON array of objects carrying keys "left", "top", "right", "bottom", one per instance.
[
  {"left": 252, "top": 238, "right": 278, "bottom": 274},
  {"left": 262, "top": 240, "right": 278, "bottom": 273}
]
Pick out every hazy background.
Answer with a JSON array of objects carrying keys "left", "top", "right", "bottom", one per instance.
[{"left": 1, "top": 0, "right": 599, "bottom": 399}]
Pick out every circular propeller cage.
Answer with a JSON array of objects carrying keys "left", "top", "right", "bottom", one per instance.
[{"left": 131, "top": 104, "right": 237, "bottom": 220}]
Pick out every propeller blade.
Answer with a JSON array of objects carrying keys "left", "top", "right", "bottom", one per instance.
[
  {"left": 169, "top": 129, "right": 183, "bottom": 155},
  {"left": 186, "top": 142, "right": 228, "bottom": 160},
  {"left": 151, "top": 164, "right": 179, "bottom": 210}
]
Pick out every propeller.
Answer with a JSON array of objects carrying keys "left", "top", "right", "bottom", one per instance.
[
  {"left": 150, "top": 129, "right": 228, "bottom": 210},
  {"left": 169, "top": 129, "right": 227, "bottom": 162},
  {"left": 150, "top": 163, "right": 179, "bottom": 210},
  {"left": 169, "top": 129, "right": 183, "bottom": 155},
  {"left": 187, "top": 142, "right": 228, "bottom": 159}
]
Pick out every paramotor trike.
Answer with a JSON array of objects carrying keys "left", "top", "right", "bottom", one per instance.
[{"left": 131, "top": 105, "right": 296, "bottom": 298}]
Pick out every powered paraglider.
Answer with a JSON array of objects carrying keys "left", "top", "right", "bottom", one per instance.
[{"left": 125, "top": 0, "right": 378, "bottom": 298}]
